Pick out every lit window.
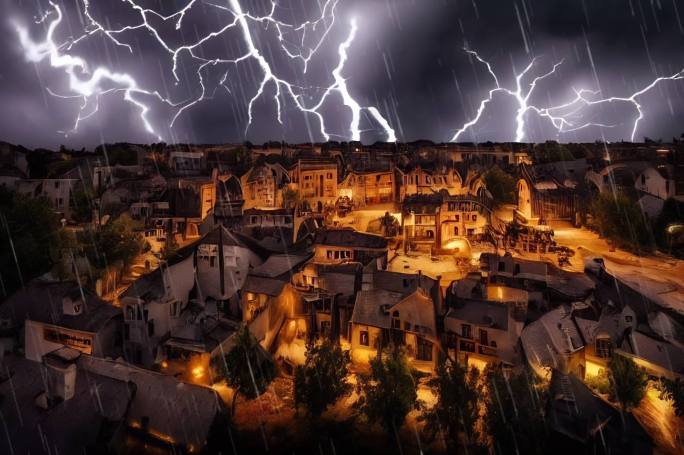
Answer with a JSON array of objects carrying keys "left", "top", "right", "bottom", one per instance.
[{"left": 360, "top": 330, "right": 369, "bottom": 346}]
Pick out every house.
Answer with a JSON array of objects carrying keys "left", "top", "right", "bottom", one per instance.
[
  {"left": 546, "top": 369, "right": 653, "bottom": 455},
  {"left": 168, "top": 149, "right": 204, "bottom": 175},
  {"left": 438, "top": 193, "right": 491, "bottom": 244},
  {"left": 241, "top": 162, "right": 289, "bottom": 209},
  {"left": 350, "top": 288, "right": 440, "bottom": 372},
  {"left": 312, "top": 228, "right": 388, "bottom": 268},
  {"left": 517, "top": 161, "right": 587, "bottom": 223},
  {"left": 444, "top": 299, "right": 523, "bottom": 369},
  {"left": 402, "top": 194, "right": 441, "bottom": 252},
  {"left": 15, "top": 178, "right": 83, "bottom": 221},
  {"left": 120, "top": 252, "right": 195, "bottom": 367},
  {"left": 0, "top": 351, "right": 131, "bottom": 455},
  {"left": 240, "top": 207, "right": 303, "bottom": 250},
  {"left": 194, "top": 225, "right": 261, "bottom": 303},
  {"left": 121, "top": 225, "right": 262, "bottom": 367},
  {"left": 80, "top": 355, "right": 229, "bottom": 453},
  {"left": 0, "top": 280, "right": 122, "bottom": 362},
  {"left": 338, "top": 168, "right": 396, "bottom": 206},
  {"left": 520, "top": 305, "right": 586, "bottom": 379},
  {"left": 160, "top": 176, "right": 217, "bottom": 241},
  {"left": 402, "top": 190, "right": 493, "bottom": 253},
  {"left": 214, "top": 174, "right": 244, "bottom": 219},
  {"left": 288, "top": 158, "right": 338, "bottom": 210},
  {"left": 480, "top": 253, "right": 594, "bottom": 303},
  {"left": 241, "top": 253, "right": 309, "bottom": 350}
]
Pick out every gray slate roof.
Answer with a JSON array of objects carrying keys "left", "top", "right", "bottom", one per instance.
[
  {"left": 351, "top": 289, "right": 404, "bottom": 328},
  {"left": 446, "top": 299, "right": 509, "bottom": 331}
]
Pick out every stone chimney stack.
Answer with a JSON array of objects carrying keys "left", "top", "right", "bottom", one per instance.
[{"left": 42, "top": 348, "right": 80, "bottom": 404}]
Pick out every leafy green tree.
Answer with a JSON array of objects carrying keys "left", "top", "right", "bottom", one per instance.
[
  {"left": 656, "top": 377, "right": 684, "bottom": 416},
  {"left": 589, "top": 192, "right": 653, "bottom": 252},
  {"left": 483, "top": 366, "right": 548, "bottom": 455},
  {"left": 212, "top": 325, "right": 275, "bottom": 416},
  {"left": 354, "top": 348, "right": 420, "bottom": 446},
  {"left": 294, "top": 340, "right": 352, "bottom": 417},
  {"left": 608, "top": 354, "right": 648, "bottom": 411},
  {"left": 0, "top": 189, "right": 60, "bottom": 296},
  {"left": 484, "top": 166, "right": 517, "bottom": 206},
  {"left": 85, "top": 214, "right": 144, "bottom": 269},
  {"left": 421, "top": 358, "right": 484, "bottom": 452}
]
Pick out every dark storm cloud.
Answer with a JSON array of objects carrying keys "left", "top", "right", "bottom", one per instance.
[{"left": 1, "top": 0, "right": 683, "bottom": 148}]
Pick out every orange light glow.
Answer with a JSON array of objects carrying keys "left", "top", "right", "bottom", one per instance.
[{"left": 192, "top": 366, "right": 205, "bottom": 378}]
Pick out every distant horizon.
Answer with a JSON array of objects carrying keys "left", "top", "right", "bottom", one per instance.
[{"left": 3, "top": 137, "right": 681, "bottom": 153}]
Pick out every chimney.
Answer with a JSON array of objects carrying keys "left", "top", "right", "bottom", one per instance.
[
  {"left": 42, "top": 348, "right": 80, "bottom": 404},
  {"left": 62, "top": 295, "right": 84, "bottom": 316}
]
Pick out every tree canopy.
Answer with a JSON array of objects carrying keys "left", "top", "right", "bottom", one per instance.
[
  {"left": 608, "top": 354, "right": 648, "bottom": 411},
  {"left": 354, "top": 348, "right": 420, "bottom": 439},
  {"left": 84, "top": 214, "right": 144, "bottom": 269},
  {"left": 656, "top": 377, "right": 684, "bottom": 416},
  {"left": 483, "top": 366, "right": 548, "bottom": 455},
  {"left": 421, "top": 358, "right": 484, "bottom": 452},
  {"left": 589, "top": 192, "right": 653, "bottom": 252},
  {"left": 212, "top": 325, "right": 275, "bottom": 415},
  {"left": 484, "top": 166, "right": 517, "bottom": 205},
  {"left": 0, "top": 189, "right": 60, "bottom": 296},
  {"left": 294, "top": 339, "right": 352, "bottom": 417}
]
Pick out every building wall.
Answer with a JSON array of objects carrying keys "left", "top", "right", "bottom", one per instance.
[
  {"left": 291, "top": 163, "right": 338, "bottom": 206},
  {"left": 635, "top": 167, "right": 672, "bottom": 199},
  {"left": 350, "top": 324, "right": 383, "bottom": 364},
  {"left": 25, "top": 320, "right": 103, "bottom": 362},
  {"left": 340, "top": 171, "right": 395, "bottom": 206},
  {"left": 196, "top": 244, "right": 253, "bottom": 301}
]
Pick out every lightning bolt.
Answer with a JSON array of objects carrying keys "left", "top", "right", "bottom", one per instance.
[
  {"left": 452, "top": 49, "right": 684, "bottom": 142},
  {"left": 14, "top": 0, "right": 396, "bottom": 142}
]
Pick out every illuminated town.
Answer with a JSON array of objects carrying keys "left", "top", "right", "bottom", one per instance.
[
  {"left": 0, "top": 140, "right": 682, "bottom": 454},
  {"left": 2, "top": 1, "right": 684, "bottom": 454}
]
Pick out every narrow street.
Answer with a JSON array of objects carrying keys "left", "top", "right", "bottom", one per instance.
[{"left": 551, "top": 221, "right": 684, "bottom": 316}]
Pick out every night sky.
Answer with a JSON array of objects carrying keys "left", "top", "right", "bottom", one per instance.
[{"left": 2, "top": 0, "right": 684, "bottom": 148}]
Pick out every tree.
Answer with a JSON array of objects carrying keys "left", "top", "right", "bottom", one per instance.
[
  {"left": 608, "top": 354, "right": 648, "bottom": 412},
  {"left": 589, "top": 192, "right": 653, "bottom": 252},
  {"left": 421, "top": 358, "right": 484, "bottom": 452},
  {"left": 484, "top": 166, "right": 517, "bottom": 206},
  {"left": 656, "top": 377, "right": 684, "bottom": 416},
  {"left": 379, "top": 212, "right": 400, "bottom": 237},
  {"left": 86, "top": 214, "right": 144, "bottom": 269},
  {"left": 212, "top": 325, "right": 275, "bottom": 416},
  {"left": 294, "top": 339, "right": 352, "bottom": 417},
  {"left": 0, "top": 189, "right": 60, "bottom": 296},
  {"left": 483, "top": 366, "right": 548, "bottom": 455},
  {"left": 69, "top": 189, "right": 94, "bottom": 223},
  {"left": 354, "top": 348, "right": 420, "bottom": 448}
]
